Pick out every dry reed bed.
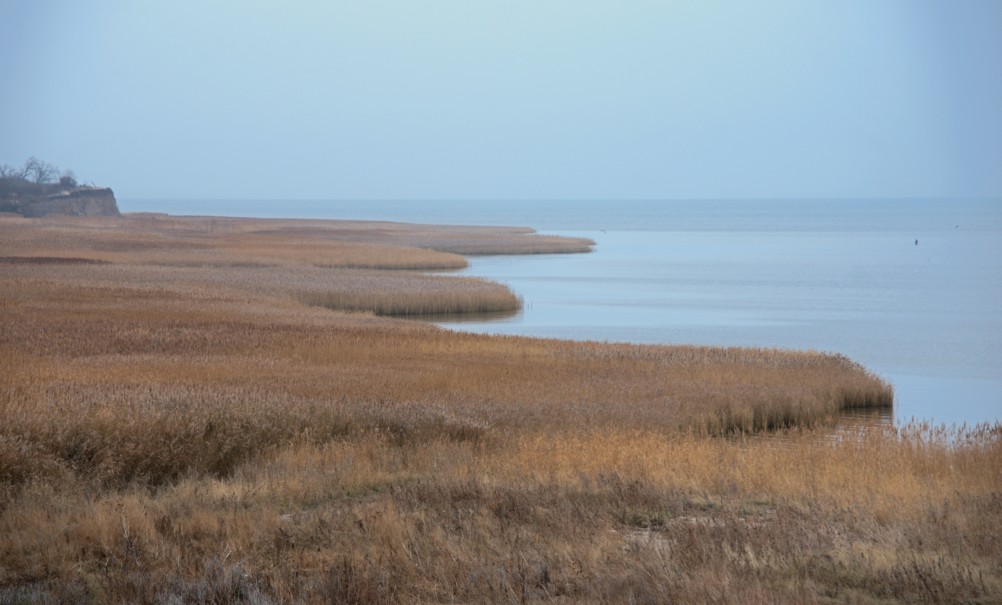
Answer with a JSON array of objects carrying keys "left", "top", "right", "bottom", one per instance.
[
  {"left": 1, "top": 232, "right": 892, "bottom": 490},
  {"left": 0, "top": 213, "right": 566, "bottom": 316},
  {"left": 0, "top": 215, "right": 468, "bottom": 270},
  {"left": 0, "top": 214, "right": 593, "bottom": 269},
  {"left": 0, "top": 340, "right": 891, "bottom": 490},
  {"left": 299, "top": 283, "right": 520, "bottom": 316},
  {"left": 6, "top": 214, "right": 992, "bottom": 603},
  {"left": 1, "top": 262, "right": 522, "bottom": 318},
  {"left": 1, "top": 273, "right": 890, "bottom": 447},
  {"left": 231, "top": 220, "right": 596, "bottom": 255},
  {"left": 1, "top": 420, "right": 998, "bottom": 603}
]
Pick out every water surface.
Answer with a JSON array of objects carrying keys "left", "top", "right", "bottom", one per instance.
[{"left": 123, "top": 197, "right": 1002, "bottom": 426}]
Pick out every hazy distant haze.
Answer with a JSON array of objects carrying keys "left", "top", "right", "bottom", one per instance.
[{"left": 2, "top": 1, "right": 1000, "bottom": 200}]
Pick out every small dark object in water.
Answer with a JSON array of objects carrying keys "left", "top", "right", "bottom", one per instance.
[{"left": 915, "top": 239, "right": 918, "bottom": 245}]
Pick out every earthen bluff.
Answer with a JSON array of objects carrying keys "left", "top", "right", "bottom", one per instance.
[{"left": 5, "top": 186, "right": 120, "bottom": 218}]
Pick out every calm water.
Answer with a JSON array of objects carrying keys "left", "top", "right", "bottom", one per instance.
[{"left": 123, "top": 198, "right": 1002, "bottom": 426}]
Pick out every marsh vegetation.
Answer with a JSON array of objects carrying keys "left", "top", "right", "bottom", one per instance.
[{"left": 0, "top": 215, "right": 997, "bottom": 604}]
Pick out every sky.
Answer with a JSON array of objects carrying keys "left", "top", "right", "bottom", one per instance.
[{"left": 2, "top": 0, "right": 1001, "bottom": 200}]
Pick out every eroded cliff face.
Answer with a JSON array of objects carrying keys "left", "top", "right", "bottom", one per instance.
[{"left": 17, "top": 188, "right": 121, "bottom": 218}]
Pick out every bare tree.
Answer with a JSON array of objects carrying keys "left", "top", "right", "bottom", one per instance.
[
  {"left": 2, "top": 158, "right": 84, "bottom": 201},
  {"left": 0, "top": 163, "right": 26, "bottom": 180},
  {"left": 0, "top": 164, "right": 25, "bottom": 199},
  {"left": 24, "top": 156, "right": 59, "bottom": 184}
]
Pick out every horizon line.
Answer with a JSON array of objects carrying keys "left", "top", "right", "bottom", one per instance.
[{"left": 118, "top": 195, "right": 1001, "bottom": 203}]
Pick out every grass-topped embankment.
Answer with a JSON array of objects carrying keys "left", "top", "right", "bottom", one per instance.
[{"left": 2, "top": 213, "right": 995, "bottom": 604}]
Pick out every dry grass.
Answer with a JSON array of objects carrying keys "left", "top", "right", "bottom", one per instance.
[
  {"left": 1, "top": 414, "right": 997, "bottom": 603},
  {"left": 299, "top": 277, "right": 521, "bottom": 316},
  {"left": 0, "top": 213, "right": 594, "bottom": 269},
  {"left": 0, "top": 214, "right": 471, "bottom": 270},
  {"left": 2, "top": 214, "right": 994, "bottom": 604}
]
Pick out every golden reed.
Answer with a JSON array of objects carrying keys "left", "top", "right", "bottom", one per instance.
[{"left": 2, "top": 215, "right": 995, "bottom": 604}]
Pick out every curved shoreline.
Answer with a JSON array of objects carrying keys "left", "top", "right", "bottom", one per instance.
[{"left": 12, "top": 214, "right": 996, "bottom": 605}]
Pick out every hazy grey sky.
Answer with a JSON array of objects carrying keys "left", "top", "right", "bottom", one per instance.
[{"left": 2, "top": 1, "right": 1000, "bottom": 200}]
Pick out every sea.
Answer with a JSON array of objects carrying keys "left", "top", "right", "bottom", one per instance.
[{"left": 121, "top": 198, "right": 1002, "bottom": 427}]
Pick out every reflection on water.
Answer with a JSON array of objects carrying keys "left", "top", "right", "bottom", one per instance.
[
  {"left": 830, "top": 407, "right": 896, "bottom": 444},
  {"left": 744, "top": 411, "right": 1000, "bottom": 448},
  {"left": 412, "top": 309, "right": 523, "bottom": 324},
  {"left": 737, "top": 407, "right": 895, "bottom": 447},
  {"left": 838, "top": 406, "right": 894, "bottom": 427}
]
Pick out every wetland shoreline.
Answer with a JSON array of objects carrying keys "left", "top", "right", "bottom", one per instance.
[{"left": 1, "top": 213, "right": 998, "bottom": 604}]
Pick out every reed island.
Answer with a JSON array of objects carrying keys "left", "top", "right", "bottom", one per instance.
[{"left": 1, "top": 211, "right": 999, "bottom": 603}]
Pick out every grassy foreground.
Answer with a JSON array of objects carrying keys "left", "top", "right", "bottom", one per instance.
[{"left": 1, "top": 214, "right": 998, "bottom": 604}]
